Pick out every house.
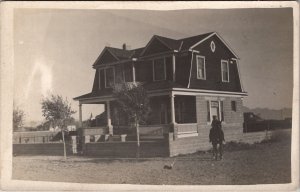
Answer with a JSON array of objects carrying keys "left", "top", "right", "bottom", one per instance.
[{"left": 74, "top": 32, "right": 247, "bottom": 156}]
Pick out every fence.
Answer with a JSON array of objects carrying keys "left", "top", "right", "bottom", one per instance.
[{"left": 13, "top": 131, "right": 61, "bottom": 144}]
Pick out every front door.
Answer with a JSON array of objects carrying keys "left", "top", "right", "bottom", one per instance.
[{"left": 210, "top": 101, "right": 220, "bottom": 121}]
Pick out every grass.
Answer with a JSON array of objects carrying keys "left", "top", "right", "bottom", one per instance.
[{"left": 12, "top": 130, "right": 291, "bottom": 185}]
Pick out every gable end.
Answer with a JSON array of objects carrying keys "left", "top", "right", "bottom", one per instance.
[{"left": 93, "top": 48, "right": 120, "bottom": 66}]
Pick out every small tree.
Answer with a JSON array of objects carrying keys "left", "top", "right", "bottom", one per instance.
[
  {"left": 13, "top": 107, "right": 25, "bottom": 131},
  {"left": 41, "top": 94, "right": 76, "bottom": 160},
  {"left": 113, "top": 82, "right": 151, "bottom": 157}
]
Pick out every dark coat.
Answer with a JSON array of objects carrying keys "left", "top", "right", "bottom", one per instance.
[{"left": 209, "top": 120, "right": 225, "bottom": 143}]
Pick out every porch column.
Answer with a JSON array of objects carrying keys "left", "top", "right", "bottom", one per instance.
[
  {"left": 170, "top": 93, "right": 177, "bottom": 140},
  {"left": 132, "top": 62, "right": 136, "bottom": 83},
  {"left": 106, "top": 101, "right": 113, "bottom": 135},
  {"left": 172, "top": 54, "right": 176, "bottom": 82},
  {"left": 170, "top": 94, "right": 176, "bottom": 124},
  {"left": 79, "top": 104, "right": 82, "bottom": 127}
]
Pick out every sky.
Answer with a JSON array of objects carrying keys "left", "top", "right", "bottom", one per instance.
[{"left": 13, "top": 8, "right": 294, "bottom": 124}]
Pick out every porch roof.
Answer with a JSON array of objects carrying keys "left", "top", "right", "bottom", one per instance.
[{"left": 74, "top": 81, "right": 185, "bottom": 101}]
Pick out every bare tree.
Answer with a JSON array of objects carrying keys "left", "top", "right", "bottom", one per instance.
[
  {"left": 113, "top": 82, "right": 150, "bottom": 158},
  {"left": 41, "top": 94, "right": 76, "bottom": 160}
]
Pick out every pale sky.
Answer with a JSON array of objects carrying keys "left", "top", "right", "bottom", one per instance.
[{"left": 13, "top": 8, "right": 293, "bottom": 124}]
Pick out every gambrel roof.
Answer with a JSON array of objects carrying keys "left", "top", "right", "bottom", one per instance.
[{"left": 93, "top": 31, "right": 238, "bottom": 66}]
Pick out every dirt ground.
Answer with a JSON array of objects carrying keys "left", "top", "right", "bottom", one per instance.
[{"left": 12, "top": 131, "right": 291, "bottom": 185}]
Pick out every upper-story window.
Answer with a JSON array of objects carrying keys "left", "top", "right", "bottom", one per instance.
[
  {"left": 196, "top": 55, "right": 206, "bottom": 80},
  {"left": 124, "top": 64, "right": 133, "bottom": 82},
  {"left": 153, "top": 58, "right": 166, "bottom": 81},
  {"left": 221, "top": 60, "right": 229, "bottom": 82},
  {"left": 105, "top": 67, "right": 115, "bottom": 88}
]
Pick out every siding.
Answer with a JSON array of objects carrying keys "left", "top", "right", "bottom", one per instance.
[
  {"left": 135, "top": 60, "right": 153, "bottom": 82},
  {"left": 189, "top": 35, "right": 242, "bottom": 92},
  {"left": 168, "top": 95, "right": 244, "bottom": 156},
  {"left": 175, "top": 53, "right": 191, "bottom": 87}
]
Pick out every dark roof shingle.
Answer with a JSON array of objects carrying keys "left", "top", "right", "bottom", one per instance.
[{"left": 95, "top": 32, "right": 216, "bottom": 63}]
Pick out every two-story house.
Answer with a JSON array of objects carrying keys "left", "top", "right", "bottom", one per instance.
[{"left": 74, "top": 32, "right": 247, "bottom": 156}]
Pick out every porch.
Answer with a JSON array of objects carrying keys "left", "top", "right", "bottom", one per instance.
[{"left": 76, "top": 94, "right": 199, "bottom": 144}]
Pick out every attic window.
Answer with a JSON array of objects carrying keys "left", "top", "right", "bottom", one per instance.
[{"left": 210, "top": 41, "right": 216, "bottom": 52}]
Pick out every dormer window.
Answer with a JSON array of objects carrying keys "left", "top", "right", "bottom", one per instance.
[
  {"left": 153, "top": 58, "right": 166, "bottom": 81},
  {"left": 221, "top": 60, "right": 229, "bottom": 82},
  {"left": 196, "top": 55, "right": 206, "bottom": 80},
  {"left": 105, "top": 67, "right": 115, "bottom": 88}
]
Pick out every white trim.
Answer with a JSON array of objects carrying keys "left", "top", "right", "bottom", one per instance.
[
  {"left": 172, "top": 54, "right": 176, "bottom": 82},
  {"left": 179, "top": 41, "right": 183, "bottom": 51},
  {"left": 210, "top": 41, "right": 216, "bottom": 52},
  {"left": 187, "top": 51, "right": 195, "bottom": 88},
  {"left": 105, "top": 67, "right": 115, "bottom": 88},
  {"left": 188, "top": 50, "right": 200, "bottom": 53},
  {"left": 152, "top": 57, "right": 167, "bottom": 81},
  {"left": 132, "top": 62, "right": 136, "bottom": 82},
  {"left": 75, "top": 88, "right": 247, "bottom": 102},
  {"left": 232, "top": 58, "right": 245, "bottom": 92},
  {"left": 218, "top": 100, "right": 222, "bottom": 121},
  {"left": 173, "top": 87, "right": 247, "bottom": 95},
  {"left": 214, "top": 32, "right": 239, "bottom": 59},
  {"left": 196, "top": 55, "right": 206, "bottom": 80},
  {"left": 177, "top": 132, "right": 198, "bottom": 138},
  {"left": 78, "top": 96, "right": 115, "bottom": 104},
  {"left": 221, "top": 59, "right": 230, "bottom": 82},
  {"left": 189, "top": 32, "right": 239, "bottom": 59},
  {"left": 189, "top": 32, "right": 215, "bottom": 50},
  {"left": 208, "top": 100, "right": 211, "bottom": 122}
]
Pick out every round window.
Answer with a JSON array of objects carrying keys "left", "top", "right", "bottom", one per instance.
[{"left": 210, "top": 41, "right": 216, "bottom": 52}]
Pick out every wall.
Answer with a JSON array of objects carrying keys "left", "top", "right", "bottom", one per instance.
[
  {"left": 13, "top": 143, "right": 73, "bottom": 156},
  {"left": 189, "top": 35, "right": 242, "bottom": 92},
  {"left": 168, "top": 95, "right": 244, "bottom": 156},
  {"left": 83, "top": 140, "right": 169, "bottom": 157}
]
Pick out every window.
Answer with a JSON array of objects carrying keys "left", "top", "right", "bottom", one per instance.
[
  {"left": 115, "top": 65, "right": 124, "bottom": 83},
  {"left": 231, "top": 101, "right": 237, "bottom": 112},
  {"left": 210, "top": 41, "right": 216, "bottom": 52},
  {"left": 221, "top": 60, "right": 229, "bottom": 82},
  {"left": 124, "top": 64, "right": 133, "bottom": 82},
  {"left": 105, "top": 67, "right": 114, "bottom": 88},
  {"left": 153, "top": 58, "right": 166, "bottom": 81},
  {"left": 196, "top": 55, "right": 206, "bottom": 80},
  {"left": 99, "top": 69, "right": 105, "bottom": 90}
]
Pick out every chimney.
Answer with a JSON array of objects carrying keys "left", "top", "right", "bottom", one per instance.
[{"left": 122, "top": 43, "right": 126, "bottom": 50}]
